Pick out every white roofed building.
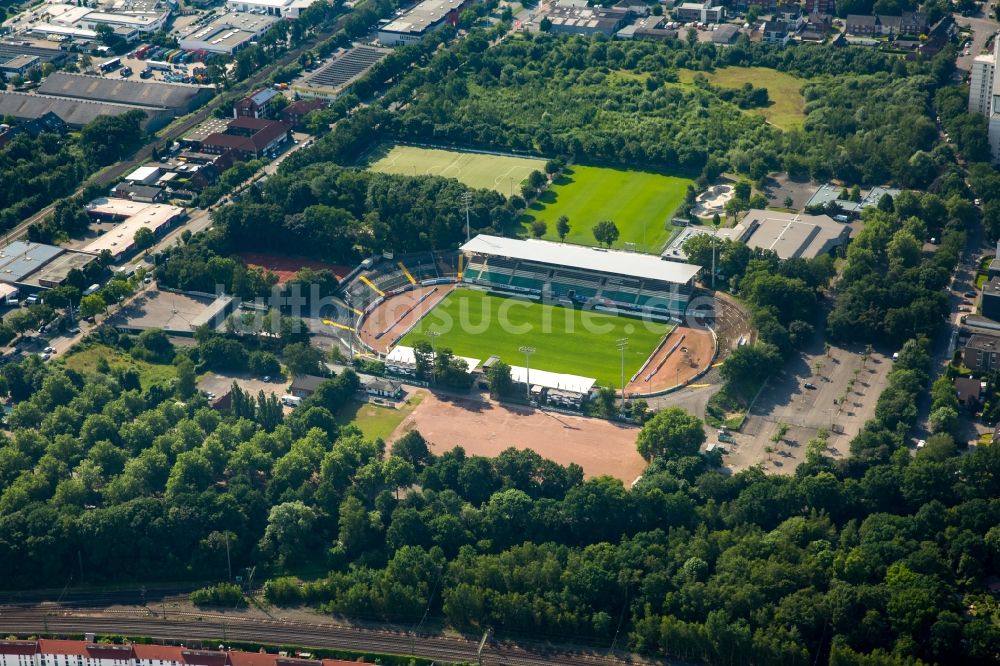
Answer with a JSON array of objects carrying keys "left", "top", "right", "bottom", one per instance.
[
  {"left": 460, "top": 234, "right": 701, "bottom": 318},
  {"left": 377, "top": 0, "right": 466, "bottom": 46}
]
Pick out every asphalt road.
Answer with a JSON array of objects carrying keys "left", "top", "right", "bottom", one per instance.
[{"left": 0, "top": 608, "right": 673, "bottom": 666}]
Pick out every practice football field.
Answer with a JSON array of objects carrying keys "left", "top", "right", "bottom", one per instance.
[
  {"left": 366, "top": 144, "right": 544, "bottom": 194},
  {"left": 399, "top": 289, "right": 673, "bottom": 387},
  {"left": 518, "top": 165, "right": 693, "bottom": 253}
]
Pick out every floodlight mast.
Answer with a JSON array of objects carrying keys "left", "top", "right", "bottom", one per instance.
[{"left": 519, "top": 345, "right": 535, "bottom": 401}]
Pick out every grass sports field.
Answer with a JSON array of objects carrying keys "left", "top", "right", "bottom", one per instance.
[
  {"left": 399, "top": 289, "right": 673, "bottom": 387},
  {"left": 366, "top": 144, "right": 544, "bottom": 194},
  {"left": 677, "top": 67, "right": 807, "bottom": 131},
  {"left": 518, "top": 165, "right": 692, "bottom": 253}
]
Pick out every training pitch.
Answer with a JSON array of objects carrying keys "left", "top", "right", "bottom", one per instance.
[
  {"left": 399, "top": 288, "right": 673, "bottom": 387},
  {"left": 366, "top": 144, "right": 544, "bottom": 194},
  {"left": 519, "top": 165, "right": 692, "bottom": 253}
]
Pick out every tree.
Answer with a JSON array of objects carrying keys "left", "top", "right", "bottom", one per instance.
[
  {"left": 390, "top": 431, "right": 432, "bottom": 470},
  {"left": 530, "top": 219, "right": 547, "bottom": 238},
  {"left": 259, "top": 500, "right": 318, "bottom": 565},
  {"left": 134, "top": 227, "right": 155, "bottom": 252},
  {"left": 556, "top": 215, "right": 570, "bottom": 241},
  {"left": 175, "top": 357, "right": 196, "bottom": 399},
  {"left": 487, "top": 361, "right": 513, "bottom": 398},
  {"left": 79, "top": 294, "right": 106, "bottom": 319},
  {"left": 539, "top": 16, "right": 552, "bottom": 31},
  {"left": 592, "top": 220, "right": 620, "bottom": 248},
  {"left": 635, "top": 407, "right": 706, "bottom": 460},
  {"left": 720, "top": 342, "right": 782, "bottom": 391},
  {"left": 284, "top": 342, "right": 324, "bottom": 376}
]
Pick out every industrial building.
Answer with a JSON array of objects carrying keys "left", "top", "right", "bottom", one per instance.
[
  {"left": 0, "top": 241, "right": 97, "bottom": 291},
  {"left": 178, "top": 12, "right": 279, "bottom": 54},
  {"left": 294, "top": 46, "right": 389, "bottom": 98},
  {"left": 377, "top": 0, "right": 465, "bottom": 46},
  {"left": 22, "top": 2, "right": 169, "bottom": 42},
  {"left": 546, "top": 3, "right": 631, "bottom": 36},
  {"left": 0, "top": 90, "right": 173, "bottom": 129},
  {"left": 83, "top": 199, "right": 186, "bottom": 261},
  {"left": 718, "top": 209, "right": 849, "bottom": 260},
  {"left": 38, "top": 72, "right": 214, "bottom": 114},
  {"left": 226, "top": 0, "right": 314, "bottom": 18}
]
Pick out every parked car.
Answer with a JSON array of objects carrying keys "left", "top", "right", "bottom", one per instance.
[
  {"left": 804, "top": 382, "right": 817, "bottom": 390},
  {"left": 965, "top": 291, "right": 977, "bottom": 298}
]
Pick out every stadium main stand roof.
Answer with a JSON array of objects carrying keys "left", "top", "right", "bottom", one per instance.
[{"left": 461, "top": 235, "right": 702, "bottom": 284}]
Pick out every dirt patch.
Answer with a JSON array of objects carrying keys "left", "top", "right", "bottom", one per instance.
[
  {"left": 358, "top": 284, "right": 455, "bottom": 354},
  {"left": 388, "top": 391, "right": 646, "bottom": 484},
  {"left": 627, "top": 325, "right": 715, "bottom": 395},
  {"left": 237, "top": 252, "right": 352, "bottom": 284}
]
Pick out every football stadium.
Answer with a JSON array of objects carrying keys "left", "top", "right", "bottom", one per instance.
[{"left": 346, "top": 236, "right": 715, "bottom": 403}]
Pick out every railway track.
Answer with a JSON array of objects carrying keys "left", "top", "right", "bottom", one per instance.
[{"left": 0, "top": 607, "right": 667, "bottom": 666}]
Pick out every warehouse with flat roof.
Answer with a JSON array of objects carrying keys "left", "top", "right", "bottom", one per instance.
[
  {"left": 719, "top": 209, "right": 849, "bottom": 260},
  {"left": 83, "top": 199, "right": 186, "bottom": 261},
  {"left": 38, "top": 72, "right": 214, "bottom": 113},
  {"left": 378, "top": 0, "right": 465, "bottom": 46},
  {"left": 0, "top": 91, "right": 171, "bottom": 129},
  {"left": 178, "top": 12, "right": 279, "bottom": 54}
]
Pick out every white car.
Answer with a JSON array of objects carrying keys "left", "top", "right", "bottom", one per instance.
[{"left": 44, "top": 346, "right": 55, "bottom": 354}]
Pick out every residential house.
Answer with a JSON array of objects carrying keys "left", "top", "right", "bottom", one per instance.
[
  {"left": 800, "top": 13, "right": 832, "bottom": 41},
  {"left": 289, "top": 374, "right": 327, "bottom": 398},
  {"left": 963, "top": 333, "right": 1000, "bottom": 373},
  {"left": 845, "top": 14, "right": 878, "bottom": 35},
  {"left": 761, "top": 19, "right": 789, "bottom": 44},
  {"left": 953, "top": 376, "right": 984, "bottom": 409},
  {"left": 362, "top": 376, "right": 404, "bottom": 400},
  {"left": 899, "top": 10, "right": 927, "bottom": 34}
]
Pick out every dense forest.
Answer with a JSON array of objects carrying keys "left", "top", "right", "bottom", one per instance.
[
  {"left": 0, "top": 111, "right": 145, "bottom": 233},
  {"left": 0, "top": 329, "right": 997, "bottom": 665}
]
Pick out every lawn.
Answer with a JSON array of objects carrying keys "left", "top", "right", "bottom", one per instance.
[
  {"left": 399, "top": 289, "right": 673, "bottom": 386},
  {"left": 336, "top": 391, "right": 424, "bottom": 441},
  {"left": 677, "top": 67, "right": 808, "bottom": 131},
  {"left": 518, "top": 165, "right": 692, "bottom": 253},
  {"left": 61, "top": 344, "right": 177, "bottom": 390},
  {"left": 365, "top": 143, "right": 544, "bottom": 195}
]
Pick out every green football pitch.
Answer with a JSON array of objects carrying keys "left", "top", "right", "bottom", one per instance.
[
  {"left": 519, "top": 165, "right": 692, "bottom": 253},
  {"left": 366, "top": 144, "right": 544, "bottom": 195},
  {"left": 399, "top": 289, "right": 673, "bottom": 387}
]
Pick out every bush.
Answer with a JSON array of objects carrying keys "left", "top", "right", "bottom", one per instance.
[{"left": 190, "top": 582, "right": 244, "bottom": 607}]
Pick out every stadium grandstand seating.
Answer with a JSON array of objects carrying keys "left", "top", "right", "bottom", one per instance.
[{"left": 459, "top": 235, "right": 700, "bottom": 318}]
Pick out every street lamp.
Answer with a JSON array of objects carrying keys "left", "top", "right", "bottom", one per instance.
[
  {"left": 617, "top": 337, "right": 628, "bottom": 403},
  {"left": 519, "top": 345, "right": 535, "bottom": 401}
]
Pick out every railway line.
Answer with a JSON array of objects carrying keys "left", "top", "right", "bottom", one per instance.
[{"left": 0, "top": 608, "right": 666, "bottom": 666}]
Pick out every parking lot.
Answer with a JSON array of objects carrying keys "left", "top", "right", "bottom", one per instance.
[
  {"left": 198, "top": 373, "right": 289, "bottom": 403},
  {"left": 725, "top": 333, "right": 892, "bottom": 474},
  {"left": 111, "top": 289, "right": 220, "bottom": 333}
]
